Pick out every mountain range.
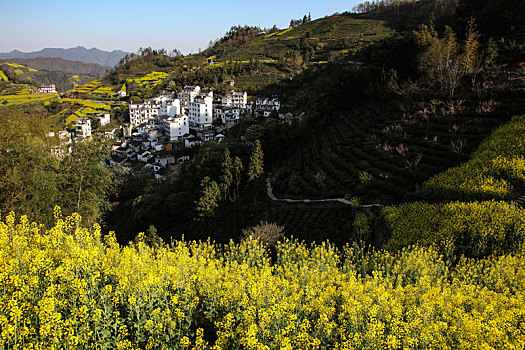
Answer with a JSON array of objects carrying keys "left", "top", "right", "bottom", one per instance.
[{"left": 0, "top": 46, "right": 129, "bottom": 67}]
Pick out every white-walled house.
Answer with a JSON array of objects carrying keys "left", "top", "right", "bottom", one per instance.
[
  {"left": 75, "top": 118, "right": 91, "bottom": 138},
  {"left": 159, "top": 98, "right": 181, "bottom": 117},
  {"left": 97, "top": 113, "right": 110, "bottom": 126},
  {"left": 38, "top": 84, "right": 56, "bottom": 94},
  {"left": 178, "top": 86, "right": 201, "bottom": 107},
  {"left": 129, "top": 99, "right": 160, "bottom": 126},
  {"left": 159, "top": 114, "right": 189, "bottom": 141},
  {"left": 222, "top": 91, "right": 247, "bottom": 108},
  {"left": 189, "top": 95, "right": 213, "bottom": 128},
  {"left": 256, "top": 97, "right": 280, "bottom": 112}
]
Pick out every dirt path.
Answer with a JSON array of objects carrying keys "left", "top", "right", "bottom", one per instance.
[{"left": 266, "top": 178, "right": 383, "bottom": 208}]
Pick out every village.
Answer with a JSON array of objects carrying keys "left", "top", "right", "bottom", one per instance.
[{"left": 49, "top": 84, "right": 282, "bottom": 182}]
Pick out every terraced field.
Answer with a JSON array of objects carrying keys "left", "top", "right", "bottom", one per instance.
[
  {"left": 260, "top": 203, "right": 356, "bottom": 245},
  {"left": 0, "top": 93, "right": 58, "bottom": 106},
  {"left": 126, "top": 71, "right": 169, "bottom": 89},
  {"left": 60, "top": 98, "right": 112, "bottom": 124},
  {"left": 207, "top": 14, "right": 394, "bottom": 63},
  {"left": 273, "top": 104, "right": 505, "bottom": 204}
]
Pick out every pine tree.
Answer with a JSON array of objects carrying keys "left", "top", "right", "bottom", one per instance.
[
  {"left": 231, "top": 157, "right": 243, "bottom": 201},
  {"left": 248, "top": 140, "right": 264, "bottom": 182},
  {"left": 220, "top": 148, "right": 233, "bottom": 200},
  {"left": 195, "top": 176, "right": 221, "bottom": 218}
]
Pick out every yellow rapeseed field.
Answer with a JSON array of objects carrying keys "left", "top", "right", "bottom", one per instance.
[{"left": 1, "top": 208, "right": 524, "bottom": 349}]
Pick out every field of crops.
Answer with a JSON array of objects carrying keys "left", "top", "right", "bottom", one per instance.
[
  {"left": 0, "top": 93, "right": 58, "bottom": 106},
  {"left": 2, "top": 210, "right": 525, "bottom": 349},
  {"left": 60, "top": 98, "right": 112, "bottom": 124},
  {"left": 69, "top": 80, "right": 118, "bottom": 98},
  {"left": 1, "top": 61, "right": 38, "bottom": 72},
  {"left": 127, "top": 71, "right": 170, "bottom": 88},
  {"left": 273, "top": 105, "right": 503, "bottom": 204},
  {"left": 419, "top": 114, "right": 525, "bottom": 201}
]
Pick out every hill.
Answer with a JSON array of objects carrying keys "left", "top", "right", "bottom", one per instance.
[
  {"left": 1, "top": 57, "right": 108, "bottom": 76},
  {"left": 0, "top": 46, "right": 129, "bottom": 66},
  {"left": 0, "top": 61, "right": 97, "bottom": 92}
]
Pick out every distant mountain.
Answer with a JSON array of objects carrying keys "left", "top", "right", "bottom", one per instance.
[
  {"left": 0, "top": 46, "right": 129, "bottom": 67},
  {"left": 0, "top": 57, "right": 108, "bottom": 76}
]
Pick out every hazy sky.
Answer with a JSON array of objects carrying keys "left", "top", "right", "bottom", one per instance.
[{"left": 0, "top": 0, "right": 362, "bottom": 54}]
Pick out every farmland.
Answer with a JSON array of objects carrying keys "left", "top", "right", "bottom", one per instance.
[
  {"left": 272, "top": 104, "right": 505, "bottom": 204},
  {"left": 0, "top": 93, "right": 58, "bottom": 106}
]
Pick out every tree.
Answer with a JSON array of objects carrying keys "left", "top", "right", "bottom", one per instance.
[
  {"left": 461, "top": 17, "right": 481, "bottom": 87},
  {"left": 231, "top": 157, "right": 244, "bottom": 201},
  {"left": 220, "top": 148, "right": 233, "bottom": 200},
  {"left": 195, "top": 176, "right": 221, "bottom": 218},
  {"left": 247, "top": 140, "right": 264, "bottom": 182},
  {"left": 0, "top": 112, "right": 60, "bottom": 226},
  {"left": 59, "top": 140, "right": 114, "bottom": 227},
  {"left": 242, "top": 221, "right": 284, "bottom": 247}
]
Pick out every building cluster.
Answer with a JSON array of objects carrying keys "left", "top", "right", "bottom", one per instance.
[
  {"left": 48, "top": 113, "right": 115, "bottom": 157},
  {"left": 106, "top": 86, "right": 281, "bottom": 182},
  {"left": 73, "top": 113, "right": 112, "bottom": 140},
  {"left": 128, "top": 86, "right": 280, "bottom": 144},
  {"left": 38, "top": 84, "right": 56, "bottom": 94}
]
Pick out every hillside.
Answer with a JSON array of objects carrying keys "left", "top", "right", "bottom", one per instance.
[
  {"left": 0, "top": 46, "right": 129, "bottom": 66},
  {"left": 1, "top": 57, "right": 109, "bottom": 76},
  {"left": 0, "top": 61, "right": 97, "bottom": 92},
  {"left": 204, "top": 14, "right": 395, "bottom": 63}
]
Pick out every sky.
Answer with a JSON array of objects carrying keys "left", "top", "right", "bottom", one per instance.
[{"left": 0, "top": 0, "right": 362, "bottom": 54}]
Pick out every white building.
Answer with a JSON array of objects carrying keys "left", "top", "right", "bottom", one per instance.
[
  {"left": 38, "top": 84, "right": 56, "bottom": 94},
  {"left": 159, "top": 98, "right": 181, "bottom": 117},
  {"left": 159, "top": 114, "right": 189, "bottom": 141},
  {"left": 75, "top": 118, "right": 91, "bottom": 138},
  {"left": 222, "top": 91, "right": 247, "bottom": 108},
  {"left": 129, "top": 99, "right": 160, "bottom": 126},
  {"left": 178, "top": 86, "right": 201, "bottom": 107},
  {"left": 189, "top": 95, "right": 213, "bottom": 128},
  {"left": 97, "top": 113, "right": 110, "bottom": 126},
  {"left": 256, "top": 97, "right": 280, "bottom": 112}
]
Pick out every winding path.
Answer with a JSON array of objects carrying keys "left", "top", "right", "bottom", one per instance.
[{"left": 266, "top": 178, "right": 383, "bottom": 208}]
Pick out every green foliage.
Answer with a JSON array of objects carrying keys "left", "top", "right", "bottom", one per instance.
[
  {"left": 195, "top": 176, "right": 221, "bottom": 218},
  {"left": 0, "top": 110, "right": 113, "bottom": 227},
  {"left": 59, "top": 141, "right": 114, "bottom": 227},
  {"left": 419, "top": 115, "right": 525, "bottom": 201},
  {"left": 247, "top": 140, "right": 264, "bottom": 182},
  {"left": 383, "top": 200, "right": 525, "bottom": 258}
]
